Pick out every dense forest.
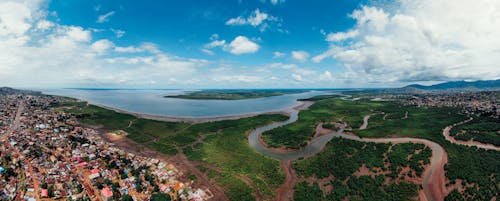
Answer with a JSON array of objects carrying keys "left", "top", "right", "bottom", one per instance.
[{"left": 293, "top": 138, "right": 429, "bottom": 201}]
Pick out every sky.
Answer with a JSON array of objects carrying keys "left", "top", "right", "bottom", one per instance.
[{"left": 0, "top": 0, "right": 499, "bottom": 89}]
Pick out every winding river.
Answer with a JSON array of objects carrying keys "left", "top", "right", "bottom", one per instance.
[{"left": 247, "top": 102, "right": 453, "bottom": 201}]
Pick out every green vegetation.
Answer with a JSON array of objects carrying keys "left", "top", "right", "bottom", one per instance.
[
  {"left": 299, "top": 96, "right": 499, "bottom": 200},
  {"left": 450, "top": 117, "right": 500, "bottom": 146},
  {"left": 293, "top": 138, "right": 425, "bottom": 201},
  {"left": 164, "top": 89, "right": 308, "bottom": 100},
  {"left": 61, "top": 94, "right": 500, "bottom": 200},
  {"left": 262, "top": 97, "right": 403, "bottom": 149},
  {"left": 60, "top": 100, "right": 288, "bottom": 201}
]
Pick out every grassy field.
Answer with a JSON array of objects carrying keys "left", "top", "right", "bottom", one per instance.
[
  {"left": 60, "top": 100, "right": 287, "bottom": 200},
  {"left": 164, "top": 89, "right": 308, "bottom": 100}
]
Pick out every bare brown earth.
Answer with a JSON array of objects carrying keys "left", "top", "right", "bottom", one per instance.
[
  {"left": 275, "top": 160, "right": 297, "bottom": 201},
  {"left": 355, "top": 114, "right": 448, "bottom": 201},
  {"left": 100, "top": 130, "right": 228, "bottom": 201}
]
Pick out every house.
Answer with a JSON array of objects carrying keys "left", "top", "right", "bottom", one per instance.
[
  {"left": 101, "top": 187, "right": 113, "bottom": 201},
  {"left": 41, "top": 189, "right": 49, "bottom": 198}
]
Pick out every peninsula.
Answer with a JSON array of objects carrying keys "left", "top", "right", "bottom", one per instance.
[{"left": 164, "top": 89, "right": 309, "bottom": 100}]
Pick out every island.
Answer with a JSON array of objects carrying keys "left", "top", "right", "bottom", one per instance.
[{"left": 164, "top": 89, "right": 309, "bottom": 100}]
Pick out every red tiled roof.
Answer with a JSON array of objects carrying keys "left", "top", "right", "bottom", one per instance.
[
  {"left": 101, "top": 187, "right": 113, "bottom": 198},
  {"left": 41, "top": 189, "right": 48, "bottom": 197},
  {"left": 91, "top": 168, "right": 99, "bottom": 174}
]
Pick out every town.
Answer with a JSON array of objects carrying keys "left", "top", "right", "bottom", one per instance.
[
  {"left": 0, "top": 94, "right": 212, "bottom": 201},
  {"left": 402, "top": 91, "right": 499, "bottom": 118}
]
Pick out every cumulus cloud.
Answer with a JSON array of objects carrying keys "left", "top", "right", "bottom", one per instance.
[
  {"left": 0, "top": 1, "right": 34, "bottom": 37},
  {"left": 273, "top": 51, "right": 286, "bottom": 58},
  {"left": 226, "top": 9, "right": 280, "bottom": 32},
  {"left": 326, "top": 30, "right": 358, "bottom": 42},
  {"left": 96, "top": 11, "right": 115, "bottom": 23},
  {"left": 315, "top": 0, "right": 500, "bottom": 83},
  {"left": 36, "top": 20, "right": 53, "bottom": 30},
  {"left": 202, "top": 35, "right": 259, "bottom": 55},
  {"left": 319, "top": 71, "right": 334, "bottom": 81},
  {"left": 91, "top": 39, "right": 114, "bottom": 54},
  {"left": 227, "top": 36, "right": 260, "bottom": 54},
  {"left": 291, "top": 50, "right": 309, "bottom": 62},
  {"left": 291, "top": 73, "right": 302, "bottom": 82},
  {"left": 0, "top": 1, "right": 208, "bottom": 88}
]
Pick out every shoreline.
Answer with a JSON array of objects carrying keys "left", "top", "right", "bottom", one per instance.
[{"left": 84, "top": 101, "right": 308, "bottom": 124}]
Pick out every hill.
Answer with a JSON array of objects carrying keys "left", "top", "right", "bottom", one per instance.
[
  {"left": 0, "top": 87, "right": 41, "bottom": 96},
  {"left": 402, "top": 79, "right": 500, "bottom": 91}
]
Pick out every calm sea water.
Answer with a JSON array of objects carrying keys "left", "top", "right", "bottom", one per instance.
[{"left": 41, "top": 89, "right": 333, "bottom": 118}]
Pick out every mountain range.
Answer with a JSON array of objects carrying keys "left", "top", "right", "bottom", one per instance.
[{"left": 402, "top": 79, "right": 500, "bottom": 91}]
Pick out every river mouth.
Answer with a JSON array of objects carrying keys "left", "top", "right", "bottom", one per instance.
[{"left": 40, "top": 89, "right": 336, "bottom": 118}]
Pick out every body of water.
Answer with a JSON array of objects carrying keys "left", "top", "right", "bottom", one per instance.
[{"left": 41, "top": 89, "right": 333, "bottom": 118}]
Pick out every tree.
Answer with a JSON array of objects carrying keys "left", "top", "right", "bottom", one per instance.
[
  {"left": 150, "top": 193, "right": 171, "bottom": 201},
  {"left": 121, "top": 195, "right": 133, "bottom": 201}
]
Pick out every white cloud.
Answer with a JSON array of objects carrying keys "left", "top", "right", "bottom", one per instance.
[
  {"left": 225, "top": 9, "right": 280, "bottom": 32},
  {"left": 270, "top": 0, "right": 285, "bottom": 5},
  {"left": 273, "top": 51, "right": 286, "bottom": 58},
  {"left": 36, "top": 20, "right": 53, "bottom": 30},
  {"left": 227, "top": 36, "right": 259, "bottom": 55},
  {"left": 315, "top": 1, "right": 500, "bottom": 82},
  {"left": 291, "top": 73, "right": 302, "bottom": 82},
  {"left": 65, "top": 26, "right": 92, "bottom": 42},
  {"left": 201, "top": 48, "right": 214, "bottom": 55},
  {"left": 319, "top": 71, "right": 334, "bottom": 81},
  {"left": 0, "top": 1, "right": 33, "bottom": 37},
  {"left": 115, "top": 46, "right": 143, "bottom": 53},
  {"left": 204, "top": 39, "right": 226, "bottom": 48},
  {"left": 0, "top": 1, "right": 210, "bottom": 88},
  {"left": 326, "top": 30, "right": 358, "bottom": 42},
  {"left": 97, "top": 11, "right": 115, "bottom": 23},
  {"left": 91, "top": 39, "right": 114, "bottom": 54},
  {"left": 225, "top": 17, "right": 246, "bottom": 26},
  {"left": 269, "top": 62, "right": 315, "bottom": 77},
  {"left": 110, "top": 29, "right": 125, "bottom": 38},
  {"left": 212, "top": 75, "right": 263, "bottom": 83},
  {"left": 291, "top": 50, "right": 309, "bottom": 62}
]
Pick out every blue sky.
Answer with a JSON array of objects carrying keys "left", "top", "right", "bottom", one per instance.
[
  {"left": 48, "top": 0, "right": 360, "bottom": 74},
  {"left": 49, "top": 0, "right": 359, "bottom": 58},
  {"left": 0, "top": 0, "right": 499, "bottom": 88}
]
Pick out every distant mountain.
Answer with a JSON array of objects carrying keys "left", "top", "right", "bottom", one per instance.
[
  {"left": 0, "top": 87, "right": 41, "bottom": 96},
  {"left": 402, "top": 79, "right": 500, "bottom": 91}
]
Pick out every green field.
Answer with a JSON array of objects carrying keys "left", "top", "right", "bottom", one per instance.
[
  {"left": 164, "top": 89, "right": 308, "bottom": 100},
  {"left": 60, "top": 101, "right": 287, "bottom": 200}
]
